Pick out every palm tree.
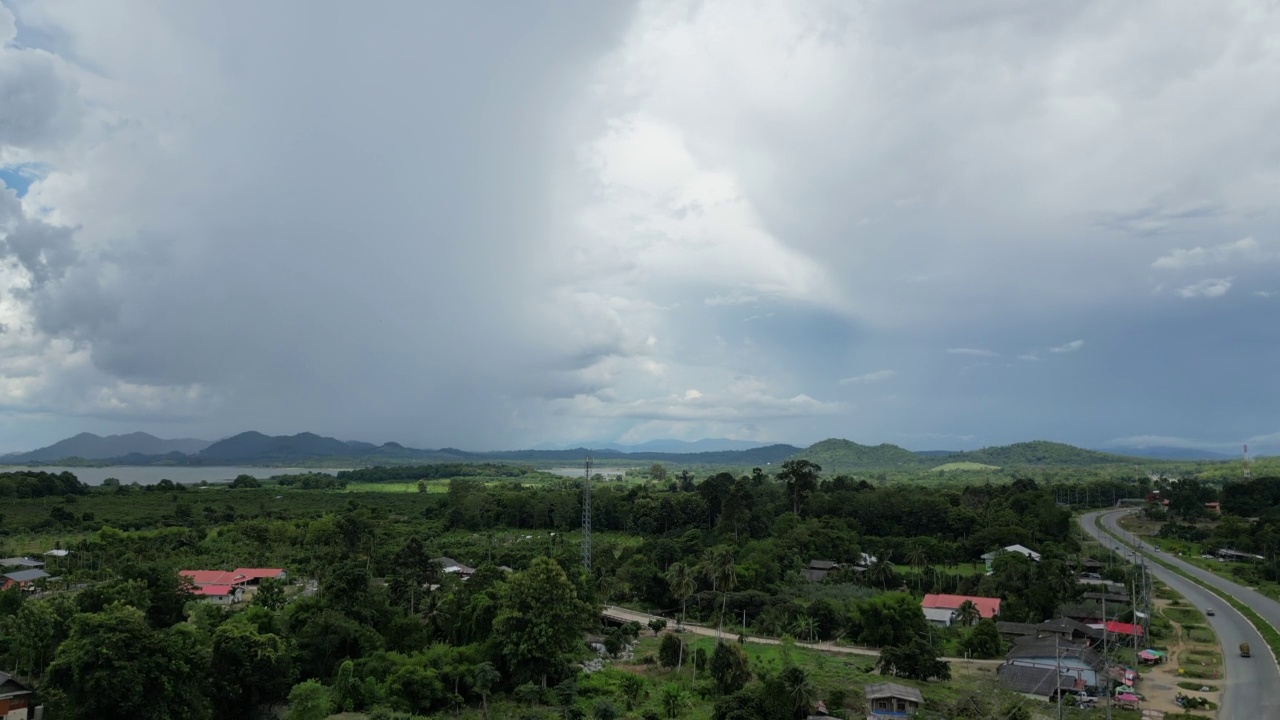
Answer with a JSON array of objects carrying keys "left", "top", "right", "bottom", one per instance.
[
  {"left": 868, "top": 552, "right": 895, "bottom": 591},
  {"left": 781, "top": 665, "right": 816, "bottom": 719},
  {"left": 955, "top": 599, "right": 980, "bottom": 628},
  {"left": 790, "top": 615, "right": 818, "bottom": 643},
  {"left": 665, "top": 562, "right": 696, "bottom": 673},
  {"left": 661, "top": 683, "right": 690, "bottom": 718},
  {"left": 905, "top": 543, "right": 928, "bottom": 591},
  {"left": 703, "top": 546, "right": 737, "bottom": 637}
]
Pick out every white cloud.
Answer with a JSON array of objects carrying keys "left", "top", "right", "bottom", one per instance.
[
  {"left": 838, "top": 369, "right": 897, "bottom": 386},
  {"left": 683, "top": 388, "right": 702, "bottom": 400},
  {"left": 1018, "top": 354, "right": 1041, "bottom": 361},
  {"left": 1153, "top": 237, "right": 1276, "bottom": 270},
  {"left": 1050, "top": 340, "right": 1085, "bottom": 353},
  {"left": 946, "top": 348, "right": 999, "bottom": 357},
  {"left": 1177, "top": 278, "right": 1233, "bottom": 298},
  {"left": 1106, "top": 430, "right": 1280, "bottom": 453},
  {"left": 1256, "top": 290, "right": 1277, "bottom": 299},
  {"left": 555, "top": 383, "right": 845, "bottom": 422},
  {"left": 704, "top": 291, "right": 759, "bottom": 306}
]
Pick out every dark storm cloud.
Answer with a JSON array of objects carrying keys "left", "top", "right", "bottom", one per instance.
[{"left": 3, "top": 0, "right": 1280, "bottom": 453}]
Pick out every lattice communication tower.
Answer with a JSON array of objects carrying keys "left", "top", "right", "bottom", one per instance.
[{"left": 582, "top": 455, "right": 593, "bottom": 571}]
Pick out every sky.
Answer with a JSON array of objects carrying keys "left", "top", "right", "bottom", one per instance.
[{"left": 1, "top": 1, "right": 1279, "bottom": 455}]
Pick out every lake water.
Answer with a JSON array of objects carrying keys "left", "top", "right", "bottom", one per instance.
[{"left": 0, "top": 466, "right": 346, "bottom": 486}]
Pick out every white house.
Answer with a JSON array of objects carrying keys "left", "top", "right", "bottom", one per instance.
[
  {"left": 193, "top": 584, "right": 244, "bottom": 605},
  {"left": 982, "top": 544, "right": 1041, "bottom": 572}
]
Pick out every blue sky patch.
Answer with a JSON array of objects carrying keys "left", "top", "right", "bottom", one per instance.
[{"left": 0, "top": 164, "right": 45, "bottom": 198}]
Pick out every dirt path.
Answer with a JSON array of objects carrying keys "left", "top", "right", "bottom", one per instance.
[
  {"left": 1135, "top": 597, "right": 1221, "bottom": 717},
  {"left": 602, "top": 605, "right": 1003, "bottom": 670}
]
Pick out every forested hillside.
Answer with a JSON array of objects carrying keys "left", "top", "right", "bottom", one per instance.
[{"left": 0, "top": 464, "right": 1143, "bottom": 719}]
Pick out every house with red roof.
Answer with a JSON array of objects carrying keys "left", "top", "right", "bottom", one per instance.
[
  {"left": 233, "top": 568, "right": 287, "bottom": 586},
  {"left": 922, "top": 594, "right": 1002, "bottom": 623},
  {"left": 180, "top": 569, "right": 247, "bottom": 587},
  {"left": 192, "top": 584, "right": 243, "bottom": 605}
]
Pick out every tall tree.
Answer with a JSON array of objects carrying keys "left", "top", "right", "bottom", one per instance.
[
  {"left": 777, "top": 460, "right": 821, "bottom": 515},
  {"left": 955, "top": 599, "right": 980, "bottom": 628},
  {"left": 702, "top": 546, "right": 737, "bottom": 637},
  {"left": 493, "top": 556, "right": 593, "bottom": 687},
  {"left": 46, "top": 604, "right": 211, "bottom": 720},
  {"left": 210, "top": 618, "right": 293, "bottom": 719},
  {"left": 709, "top": 642, "right": 751, "bottom": 695},
  {"left": 781, "top": 665, "right": 815, "bottom": 719},
  {"left": 473, "top": 662, "right": 500, "bottom": 719}
]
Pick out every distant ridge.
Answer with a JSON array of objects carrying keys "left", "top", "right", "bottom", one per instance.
[
  {"left": 0, "top": 431, "right": 1215, "bottom": 470},
  {"left": 1101, "top": 446, "right": 1232, "bottom": 461},
  {"left": 0, "top": 432, "right": 210, "bottom": 463},
  {"left": 795, "top": 439, "right": 922, "bottom": 470}
]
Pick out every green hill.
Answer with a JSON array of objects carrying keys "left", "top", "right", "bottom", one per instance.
[
  {"left": 793, "top": 439, "right": 925, "bottom": 472},
  {"left": 943, "top": 441, "right": 1138, "bottom": 467},
  {"left": 931, "top": 461, "right": 1001, "bottom": 472}
]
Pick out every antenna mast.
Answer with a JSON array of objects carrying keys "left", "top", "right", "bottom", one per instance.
[
  {"left": 582, "top": 455, "right": 593, "bottom": 571},
  {"left": 1244, "top": 444, "right": 1252, "bottom": 480}
]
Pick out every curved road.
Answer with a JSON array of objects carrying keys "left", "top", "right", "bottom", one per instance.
[{"left": 1081, "top": 510, "right": 1280, "bottom": 719}]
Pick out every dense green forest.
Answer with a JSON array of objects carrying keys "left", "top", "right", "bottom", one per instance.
[{"left": 0, "top": 464, "right": 1173, "bottom": 719}]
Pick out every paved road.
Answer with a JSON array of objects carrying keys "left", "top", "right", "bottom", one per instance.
[
  {"left": 602, "top": 605, "right": 1002, "bottom": 668},
  {"left": 1081, "top": 510, "right": 1280, "bottom": 719}
]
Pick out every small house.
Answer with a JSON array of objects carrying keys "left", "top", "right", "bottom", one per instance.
[
  {"left": 921, "top": 594, "right": 1001, "bottom": 620},
  {"left": 996, "top": 663, "right": 1079, "bottom": 700},
  {"left": 982, "top": 544, "right": 1041, "bottom": 573},
  {"left": 0, "top": 671, "right": 33, "bottom": 718},
  {"left": 192, "top": 584, "right": 243, "bottom": 605},
  {"left": 803, "top": 560, "right": 840, "bottom": 583},
  {"left": 1005, "top": 637, "right": 1105, "bottom": 686},
  {"left": 1037, "top": 617, "right": 1103, "bottom": 644},
  {"left": 180, "top": 570, "right": 248, "bottom": 588},
  {"left": 996, "top": 621, "right": 1038, "bottom": 641},
  {"left": 0, "top": 558, "right": 43, "bottom": 570},
  {"left": 1, "top": 569, "right": 49, "bottom": 592},
  {"left": 864, "top": 682, "right": 923, "bottom": 717},
  {"left": 923, "top": 607, "right": 957, "bottom": 626},
  {"left": 433, "top": 557, "right": 475, "bottom": 577}
]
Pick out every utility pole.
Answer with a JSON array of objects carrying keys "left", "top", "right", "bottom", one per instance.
[
  {"left": 1056, "top": 633, "right": 1064, "bottom": 720},
  {"left": 1103, "top": 594, "right": 1112, "bottom": 720},
  {"left": 582, "top": 455, "right": 593, "bottom": 572}
]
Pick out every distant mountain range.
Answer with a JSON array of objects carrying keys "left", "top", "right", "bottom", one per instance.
[
  {"left": 0, "top": 430, "right": 1257, "bottom": 470},
  {"left": 0, "top": 432, "right": 211, "bottom": 463},
  {"left": 533, "top": 438, "right": 772, "bottom": 454}
]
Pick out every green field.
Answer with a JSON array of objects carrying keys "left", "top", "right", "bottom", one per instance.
[
  {"left": 344, "top": 481, "right": 450, "bottom": 493},
  {"left": 930, "top": 462, "right": 1000, "bottom": 472}
]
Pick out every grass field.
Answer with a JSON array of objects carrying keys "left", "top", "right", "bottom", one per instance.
[
  {"left": 344, "top": 481, "right": 449, "bottom": 493},
  {"left": 930, "top": 462, "right": 1000, "bottom": 472}
]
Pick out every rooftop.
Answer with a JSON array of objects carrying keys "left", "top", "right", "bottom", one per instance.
[
  {"left": 921, "top": 593, "right": 1001, "bottom": 618},
  {"left": 1104, "top": 620, "right": 1144, "bottom": 637},
  {"left": 233, "top": 567, "right": 286, "bottom": 580},
  {"left": 864, "top": 682, "right": 924, "bottom": 704},
  {"left": 1007, "top": 637, "right": 1105, "bottom": 669},
  {"left": 996, "top": 663, "right": 1079, "bottom": 696},
  {"left": 3, "top": 568, "right": 50, "bottom": 583},
  {"left": 180, "top": 570, "right": 248, "bottom": 586}
]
